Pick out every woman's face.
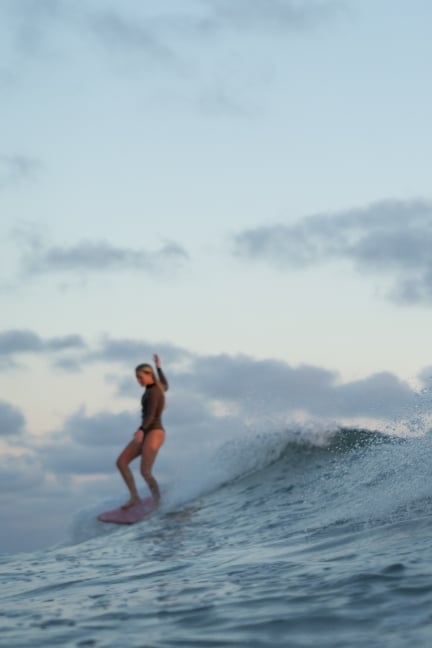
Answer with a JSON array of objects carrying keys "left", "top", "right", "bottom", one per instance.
[{"left": 136, "top": 369, "right": 154, "bottom": 387}]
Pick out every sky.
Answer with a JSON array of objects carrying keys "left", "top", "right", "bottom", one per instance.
[{"left": 1, "top": 0, "right": 432, "bottom": 553}]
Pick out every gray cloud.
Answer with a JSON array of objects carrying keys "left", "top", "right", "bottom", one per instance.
[
  {"left": 57, "top": 336, "right": 423, "bottom": 424},
  {"left": 103, "top": 342, "right": 421, "bottom": 424},
  {"left": 0, "top": 155, "right": 41, "bottom": 188},
  {"left": 0, "top": 0, "right": 342, "bottom": 123},
  {"left": 90, "top": 337, "right": 192, "bottom": 370},
  {"left": 85, "top": 0, "right": 342, "bottom": 93},
  {"left": 1, "top": 0, "right": 63, "bottom": 54},
  {"left": 176, "top": 353, "right": 336, "bottom": 403},
  {"left": 0, "top": 328, "right": 421, "bottom": 425},
  {"left": 35, "top": 409, "right": 134, "bottom": 477},
  {"left": 194, "top": 0, "right": 338, "bottom": 35},
  {"left": 418, "top": 366, "right": 432, "bottom": 387},
  {"left": 233, "top": 199, "right": 432, "bottom": 305},
  {"left": 171, "top": 352, "right": 416, "bottom": 421},
  {"left": 38, "top": 389, "right": 222, "bottom": 478},
  {"left": 0, "top": 455, "right": 45, "bottom": 491},
  {"left": 0, "top": 329, "right": 189, "bottom": 374},
  {"left": 90, "top": 9, "right": 176, "bottom": 64},
  {"left": 40, "top": 441, "right": 115, "bottom": 476},
  {"left": 1, "top": 1, "right": 340, "bottom": 72},
  {"left": 0, "top": 329, "right": 85, "bottom": 354},
  {"left": 91, "top": 0, "right": 338, "bottom": 48},
  {"left": 28, "top": 351, "right": 422, "bottom": 484},
  {"left": 63, "top": 407, "right": 137, "bottom": 449},
  {"left": 1, "top": 1, "right": 176, "bottom": 77},
  {"left": 52, "top": 357, "right": 82, "bottom": 372},
  {"left": 0, "top": 400, "right": 26, "bottom": 437},
  {"left": 0, "top": 329, "right": 85, "bottom": 368},
  {"left": 45, "top": 335, "right": 85, "bottom": 352},
  {"left": 323, "top": 372, "right": 414, "bottom": 419},
  {"left": 17, "top": 235, "right": 189, "bottom": 277}
]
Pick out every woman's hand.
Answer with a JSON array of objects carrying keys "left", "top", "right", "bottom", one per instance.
[
  {"left": 134, "top": 429, "right": 144, "bottom": 444},
  {"left": 153, "top": 353, "right": 161, "bottom": 368}
]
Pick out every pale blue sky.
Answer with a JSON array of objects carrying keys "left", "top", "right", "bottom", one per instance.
[{"left": 1, "top": 0, "right": 432, "bottom": 552}]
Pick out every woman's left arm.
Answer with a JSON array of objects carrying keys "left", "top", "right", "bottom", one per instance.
[{"left": 154, "top": 353, "right": 169, "bottom": 391}]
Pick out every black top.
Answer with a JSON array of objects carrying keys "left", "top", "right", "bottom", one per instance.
[{"left": 139, "top": 367, "right": 168, "bottom": 433}]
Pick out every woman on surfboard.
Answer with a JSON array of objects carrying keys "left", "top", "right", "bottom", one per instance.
[{"left": 116, "top": 354, "right": 168, "bottom": 509}]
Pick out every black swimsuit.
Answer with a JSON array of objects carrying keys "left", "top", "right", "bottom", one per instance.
[{"left": 139, "top": 368, "right": 168, "bottom": 435}]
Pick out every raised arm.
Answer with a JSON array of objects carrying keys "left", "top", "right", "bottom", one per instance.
[{"left": 154, "top": 353, "right": 169, "bottom": 392}]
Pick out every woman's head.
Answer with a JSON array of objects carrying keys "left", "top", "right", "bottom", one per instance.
[{"left": 135, "top": 363, "right": 156, "bottom": 387}]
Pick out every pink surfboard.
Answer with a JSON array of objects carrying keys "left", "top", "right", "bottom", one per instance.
[{"left": 97, "top": 497, "right": 156, "bottom": 524}]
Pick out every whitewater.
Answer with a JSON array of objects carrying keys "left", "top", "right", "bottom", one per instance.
[{"left": 2, "top": 423, "right": 432, "bottom": 647}]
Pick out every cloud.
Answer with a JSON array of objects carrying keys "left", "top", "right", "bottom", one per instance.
[
  {"left": 0, "top": 0, "right": 343, "bottom": 121},
  {"left": 175, "top": 352, "right": 336, "bottom": 403},
  {"left": 0, "top": 454, "right": 45, "bottom": 490},
  {"left": 322, "top": 372, "right": 414, "bottom": 419},
  {"left": 1, "top": 0, "right": 63, "bottom": 54},
  {"left": 0, "top": 400, "right": 26, "bottom": 437},
  {"left": 52, "top": 357, "right": 82, "bottom": 372},
  {"left": 63, "top": 407, "right": 137, "bottom": 449},
  {"left": 170, "top": 352, "right": 416, "bottom": 421},
  {"left": 418, "top": 366, "right": 432, "bottom": 387},
  {"left": 0, "top": 329, "right": 189, "bottom": 374},
  {"left": 0, "top": 329, "right": 85, "bottom": 354},
  {"left": 1, "top": 1, "right": 341, "bottom": 76},
  {"left": 34, "top": 408, "right": 135, "bottom": 478},
  {"left": 0, "top": 155, "right": 41, "bottom": 189},
  {"left": 103, "top": 342, "right": 421, "bottom": 425},
  {"left": 89, "top": 337, "right": 192, "bottom": 370},
  {"left": 0, "top": 329, "right": 86, "bottom": 368},
  {"left": 37, "top": 389, "right": 222, "bottom": 478},
  {"left": 1, "top": 1, "right": 175, "bottom": 73},
  {"left": 233, "top": 199, "right": 432, "bottom": 305},
  {"left": 85, "top": 1, "right": 341, "bottom": 82},
  {"left": 17, "top": 350, "right": 421, "bottom": 485},
  {"left": 0, "top": 329, "right": 421, "bottom": 426},
  {"left": 194, "top": 0, "right": 339, "bottom": 35},
  {"left": 16, "top": 233, "right": 189, "bottom": 278},
  {"left": 90, "top": 9, "right": 176, "bottom": 64}
]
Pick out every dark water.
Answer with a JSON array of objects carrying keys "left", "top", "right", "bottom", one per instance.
[{"left": 2, "top": 428, "right": 432, "bottom": 647}]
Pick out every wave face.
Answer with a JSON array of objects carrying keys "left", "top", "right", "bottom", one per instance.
[{"left": 3, "top": 425, "right": 432, "bottom": 647}]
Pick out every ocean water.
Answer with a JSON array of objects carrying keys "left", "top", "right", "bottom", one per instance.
[{"left": 2, "top": 426, "right": 432, "bottom": 648}]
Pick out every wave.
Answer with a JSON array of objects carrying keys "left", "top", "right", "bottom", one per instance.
[
  {"left": 212, "top": 425, "right": 396, "bottom": 485},
  {"left": 67, "top": 423, "right": 432, "bottom": 549},
  {"left": 202, "top": 424, "right": 432, "bottom": 537}
]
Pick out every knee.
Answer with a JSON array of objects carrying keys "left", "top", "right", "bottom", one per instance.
[
  {"left": 140, "top": 466, "right": 152, "bottom": 481},
  {"left": 116, "top": 456, "right": 124, "bottom": 470}
]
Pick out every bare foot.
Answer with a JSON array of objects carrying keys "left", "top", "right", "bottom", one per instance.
[{"left": 121, "top": 496, "right": 140, "bottom": 510}]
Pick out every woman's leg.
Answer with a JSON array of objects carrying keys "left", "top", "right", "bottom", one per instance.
[
  {"left": 140, "top": 428, "right": 165, "bottom": 504},
  {"left": 116, "top": 439, "right": 142, "bottom": 507}
]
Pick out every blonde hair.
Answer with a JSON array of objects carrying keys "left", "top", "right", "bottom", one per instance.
[{"left": 135, "top": 363, "right": 166, "bottom": 397}]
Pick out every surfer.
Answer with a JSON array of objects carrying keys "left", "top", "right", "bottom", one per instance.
[{"left": 116, "top": 354, "right": 168, "bottom": 509}]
